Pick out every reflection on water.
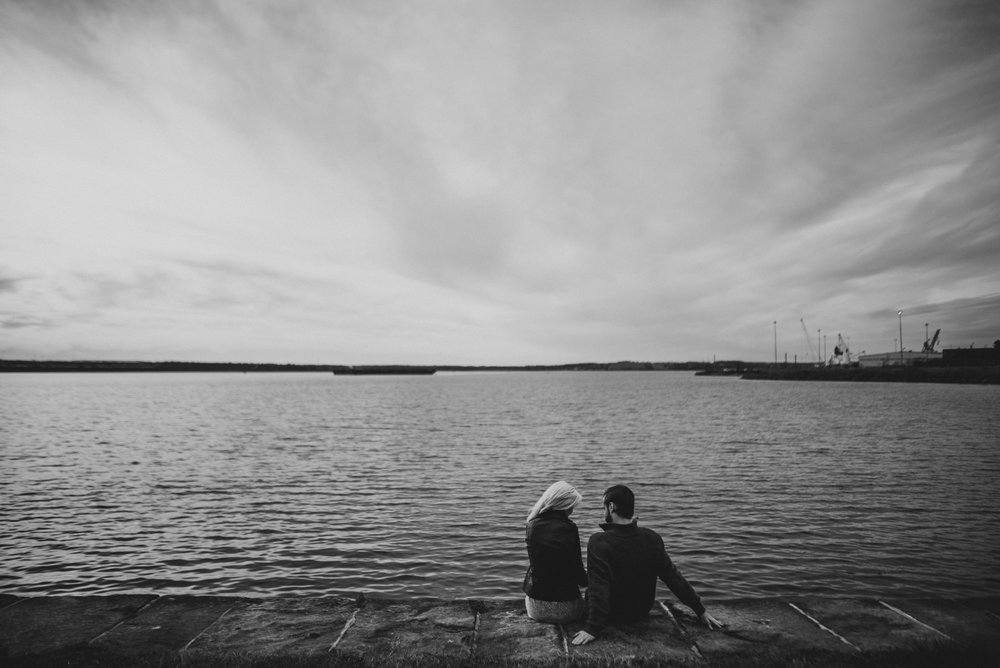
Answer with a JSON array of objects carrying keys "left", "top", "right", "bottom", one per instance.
[{"left": 2, "top": 371, "right": 998, "bottom": 600}]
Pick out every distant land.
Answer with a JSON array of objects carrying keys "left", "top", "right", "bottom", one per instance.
[
  {"left": 0, "top": 359, "right": 710, "bottom": 373},
  {"left": 2, "top": 356, "right": 997, "bottom": 383}
]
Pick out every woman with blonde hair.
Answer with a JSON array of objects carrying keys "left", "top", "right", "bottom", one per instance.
[{"left": 522, "top": 481, "right": 588, "bottom": 623}]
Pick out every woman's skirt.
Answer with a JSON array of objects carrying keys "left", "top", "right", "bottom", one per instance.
[{"left": 524, "top": 595, "right": 586, "bottom": 624}]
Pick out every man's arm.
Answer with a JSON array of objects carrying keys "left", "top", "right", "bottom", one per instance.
[
  {"left": 657, "top": 540, "right": 705, "bottom": 617},
  {"left": 656, "top": 538, "right": 722, "bottom": 628}
]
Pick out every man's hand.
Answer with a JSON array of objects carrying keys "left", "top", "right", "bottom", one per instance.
[
  {"left": 571, "top": 630, "right": 596, "bottom": 645},
  {"left": 698, "top": 611, "right": 723, "bottom": 630}
]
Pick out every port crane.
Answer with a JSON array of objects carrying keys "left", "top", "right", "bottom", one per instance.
[
  {"left": 800, "top": 318, "right": 818, "bottom": 364},
  {"left": 831, "top": 333, "right": 852, "bottom": 365},
  {"left": 922, "top": 328, "right": 941, "bottom": 353}
]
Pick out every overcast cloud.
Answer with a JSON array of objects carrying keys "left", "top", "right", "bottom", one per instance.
[{"left": 2, "top": 0, "right": 998, "bottom": 365}]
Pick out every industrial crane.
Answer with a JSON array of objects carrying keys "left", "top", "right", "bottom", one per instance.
[
  {"left": 831, "top": 333, "right": 852, "bottom": 365},
  {"left": 922, "top": 328, "right": 941, "bottom": 353},
  {"left": 800, "top": 318, "right": 818, "bottom": 364}
]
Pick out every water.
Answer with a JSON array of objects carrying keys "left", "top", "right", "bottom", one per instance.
[{"left": 2, "top": 371, "right": 998, "bottom": 601}]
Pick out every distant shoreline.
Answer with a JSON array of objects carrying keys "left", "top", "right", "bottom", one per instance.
[
  {"left": 4, "top": 359, "right": 998, "bottom": 383},
  {"left": 0, "top": 359, "right": 709, "bottom": 373}
]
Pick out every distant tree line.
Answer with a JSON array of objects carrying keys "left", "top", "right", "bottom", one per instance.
[
  {"left": 0, "top": 359, "right": 713, "bottom": 373},
  {"left": 0, "top": 360, "right": 349, "bottom": 373}
]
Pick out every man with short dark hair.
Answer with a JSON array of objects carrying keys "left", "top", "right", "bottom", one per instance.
[{"left": 572, "top": 484, "right": 721, "bottom": 645}]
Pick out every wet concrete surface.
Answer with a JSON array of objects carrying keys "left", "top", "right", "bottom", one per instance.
[
  {"left": 183, "top": 596, "right": 356, "bottom": 662},
  {"left": 332, "top": 598, "right": 475, "bottom": 664},
  {"left": 475, "top": 599, "right": 566, "bottom": 665},
  {"left": 0, "top": 594, "right": 997, "bottom": 666}
]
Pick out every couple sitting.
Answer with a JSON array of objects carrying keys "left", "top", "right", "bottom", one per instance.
[{"left": 522, "top": 481, "right": 721, "bottom": 645}]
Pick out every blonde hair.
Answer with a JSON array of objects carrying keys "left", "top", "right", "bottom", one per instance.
[{"left": 527, "top": 481, "right": 583, "bottom": 522}]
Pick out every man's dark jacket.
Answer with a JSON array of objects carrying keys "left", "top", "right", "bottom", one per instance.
[
  {"left": 523, "top": 509, "right": 588, "bottom": 601},
  {"left": 584, "top": 521, "right": 705, "bottom": 636}
]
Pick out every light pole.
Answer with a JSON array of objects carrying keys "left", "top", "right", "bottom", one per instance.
[
  {"left": 773, "top": 321, "right": 777, "bottom": 365},
  {"left": 925, "top": 323, "right": 929, "bottom": 361},
  {"left": 898, "top": 310, "right": 904, "bottom": 365},
  {"left": 817, "top": 329, "right": 821, "bottom": 365}
]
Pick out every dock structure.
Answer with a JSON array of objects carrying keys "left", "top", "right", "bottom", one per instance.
[{"left": 1, "top": 594, "right": 998, "bottom": 666}]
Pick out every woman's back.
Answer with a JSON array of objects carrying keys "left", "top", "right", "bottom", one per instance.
[{"left": 523, "top": 509, "right": 587, "bottom": 601}]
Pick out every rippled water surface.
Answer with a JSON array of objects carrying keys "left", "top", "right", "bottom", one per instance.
[{"left": 2, "top": 371, "right": 999, "bottom": 600}]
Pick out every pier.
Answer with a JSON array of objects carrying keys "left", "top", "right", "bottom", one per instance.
[{"left": 1, "top": 594, "right": 997, "bottom": 666}]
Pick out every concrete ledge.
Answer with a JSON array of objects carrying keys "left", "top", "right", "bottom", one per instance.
[{"left": 1, "top": 595, "right": 997, "bottom": 666}]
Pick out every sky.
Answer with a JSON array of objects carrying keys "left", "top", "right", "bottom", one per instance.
[{"left": 2, "top": 0, "right": 999, "bottom": 366}]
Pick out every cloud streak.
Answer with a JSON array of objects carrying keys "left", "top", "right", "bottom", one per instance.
[{"left": 2, "top": 0, "right": 998, "bottom": 364}]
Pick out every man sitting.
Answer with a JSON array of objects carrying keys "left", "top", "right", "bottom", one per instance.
[{"left": 572, "top": 484, "right": 722, "bottom": 645}]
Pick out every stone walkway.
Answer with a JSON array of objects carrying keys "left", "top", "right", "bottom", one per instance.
[{"left": 1, "top": 594, "right": 998, "bottom": 666}]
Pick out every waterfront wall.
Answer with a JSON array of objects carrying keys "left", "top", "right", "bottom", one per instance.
[
  {"left": 740, "top": 364, "right": 1000, "bottom": 383},
  {"left": 943, "top": 347, "right": 1000, "bottom": 366},
  {"left": 1, "top": 594, "right": 998, "bottom": 666}
]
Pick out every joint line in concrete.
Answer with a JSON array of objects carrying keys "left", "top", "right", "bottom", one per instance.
[
  {"left": 87, "top": 595, "right": 159, "bottom": 645},
  {"left": 328, "top": 607, "right": 359, "bottom": 652},
  {"left": 0, "top": 598, "right": 25, "bottom": 612},
  {"left": 658, "top": 601, "right": 684, "bottom": 634},
  {"left": 181, "top": 605, "right": 234, "bottom": 651},
  {"left": 788, "top": 603, "right": 860, "bottom": 651},
  {"left": 877, "top": 600, "right": 954, "bottom": 642},
  {"left": 659, "top": 601, "right": 703, "bottom": 659},
  {"left": 470, "top": 610, "right": 481, "bottom": 658}
]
